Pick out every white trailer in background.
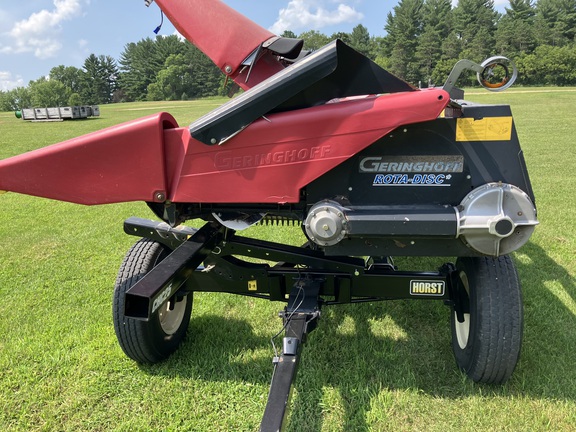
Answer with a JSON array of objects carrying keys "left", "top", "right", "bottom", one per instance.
[{"left": 15, "top": 106, "right": 100, "bottom": 122}]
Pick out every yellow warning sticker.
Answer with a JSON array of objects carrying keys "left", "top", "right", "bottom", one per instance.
[
  {"left": 248, "top": 280, "right": 257, "bottom": 291},
  {"left": 456, "top": 116, "right": 513, "bottom": 142}
]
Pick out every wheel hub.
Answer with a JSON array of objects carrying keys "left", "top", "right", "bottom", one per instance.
[{"left": 158, "top": 295, "right": 188, "bottom": 335}]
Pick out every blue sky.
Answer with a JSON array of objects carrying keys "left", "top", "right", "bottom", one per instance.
[{"left": 0, "top": 0, "right": 510, "bottom": 92}]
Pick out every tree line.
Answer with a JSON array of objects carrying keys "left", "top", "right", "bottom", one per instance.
[
  {"left": 378, "top": 0, "right": 576, "bottom": 86},
  {"left": 1, "top": 0, "right": 575, "bottom": 111}
]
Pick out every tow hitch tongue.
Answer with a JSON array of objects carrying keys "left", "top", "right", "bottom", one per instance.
[{"left": 260, "top": 278, "right": 321, "bottom": 432}]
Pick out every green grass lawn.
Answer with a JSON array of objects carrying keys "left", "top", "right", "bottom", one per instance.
[{"left": 0, "top": 89, "right": 575, "bottom": 431}]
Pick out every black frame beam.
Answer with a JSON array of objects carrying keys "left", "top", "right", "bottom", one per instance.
[
  {"left": 124, "top": 221, "right": 225, "bottom": 320},
  {"left": 122, "top": 217, "right": 457, "bottom": 429}
]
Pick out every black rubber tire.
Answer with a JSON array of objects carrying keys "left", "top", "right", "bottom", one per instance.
[
  {"left": 450, "top": 255, "right": 523, "bottom": 384},
  {"left": 113, "top": 238, "right": 193, "bottom": 364}
]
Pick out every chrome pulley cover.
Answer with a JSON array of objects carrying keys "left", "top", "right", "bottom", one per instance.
[
  {"left": 457, "top": 183, "right": 538, "bottom": 256},
  {"left": 304, "top": 200, "right": 348, "bottom": 246}
]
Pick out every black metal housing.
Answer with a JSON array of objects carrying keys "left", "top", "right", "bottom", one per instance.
[{"left": 189, "top": 40, "right": 414, "bottom": 145}]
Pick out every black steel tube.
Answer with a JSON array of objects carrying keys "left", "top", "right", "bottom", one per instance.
[
  {"left": 124, "top": 222, "right": 223, "bottom": 320},
  {"left": 345, "top": 205, "right": 458, "bottom": 237}
]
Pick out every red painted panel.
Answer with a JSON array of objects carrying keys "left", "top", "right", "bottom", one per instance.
[
  {"left": 165, "top": 89, "right": 449, "bottom": 203},
  {"left": 155, "top": 0, "right": 282, "bottom": 88},
  {"left": 0, "top": 113, "right": 178, "bottom": 205},
  {"left": 0, "top": 90, "right": 448, "bottom": 206}
]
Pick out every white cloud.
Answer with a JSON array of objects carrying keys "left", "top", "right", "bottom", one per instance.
[
  {"left": 2, "top": 0, "right": 83, "bottom": 59},
  {"left": 270, "top": 0, "right": 364, "bottom": 34},
  {"left": 173, "top": 30, "right": 186, "bottom": 42},
  {"left": 0, "top": 71, "right": 25, "bottom": 91}
]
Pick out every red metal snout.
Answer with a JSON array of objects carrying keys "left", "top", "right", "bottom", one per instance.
[{"left": 0, "top": 112, "right": 178, "bottom": 205}]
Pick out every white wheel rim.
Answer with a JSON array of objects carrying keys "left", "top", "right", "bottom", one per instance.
[
  {"left": 455, "top": 312, "right": 471, "bottom": 349},
  {"left": 454, "top": 271, "right": 471, "bottom": 350},
  {"left": 158, "top": 295, "right": 187, "bottom": 335}
]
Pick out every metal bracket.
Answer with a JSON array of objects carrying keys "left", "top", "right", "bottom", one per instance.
[
  {"left": 124, "top": 216, "right": 196, "bottom": 250},
  {"left": 443, "top": 60, "right": 484, "bottom": 97},
  {"left": 444, "top": 57, "right": 518, "bottom": 98},
  {"left": 443, "top": 263, "right": 469, "bottom": 323}
]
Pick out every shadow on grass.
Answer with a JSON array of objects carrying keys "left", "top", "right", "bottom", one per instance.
[
  {"left": 138, "top": 240, "right": 575, "bottom": 431},
  {"left": 512, "top": 241, "right": 576, "bottom": 394},
  {"left": 286, "top": 242, "right": 576, "bottom": 431},
  {"left": 140, "top": 314, "right": 273, "bottom": 385}
]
